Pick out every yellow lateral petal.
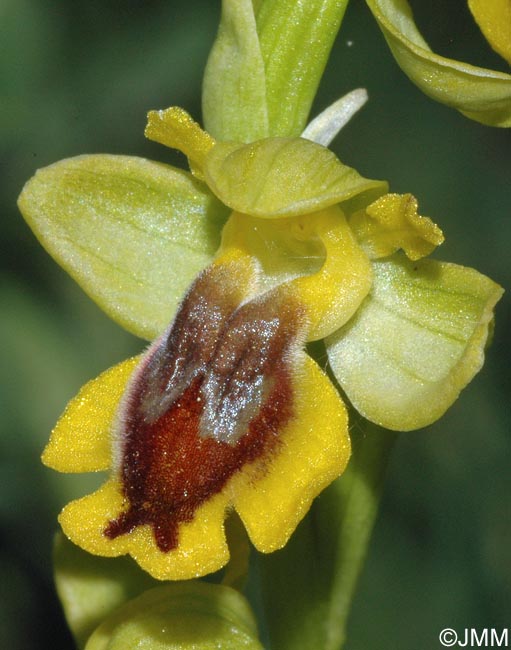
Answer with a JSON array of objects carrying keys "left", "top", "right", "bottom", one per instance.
[
  {"left": 232, "top": 354, "right": 350, "bottom": 552},
  {"left": 59, "top": 479, "right": 231, "bottom": 581},
  {"left": 42, "top": 357, "right": 140, "bottom": 472},
  {"left": 349, "top": 193, "right": 444, "bottom": 261},
  {"left": 145, "top": 107, "right": 215, "bottom": 173},
  {"left": 469, "top": 0, "right": 511, "bottom": 66}
]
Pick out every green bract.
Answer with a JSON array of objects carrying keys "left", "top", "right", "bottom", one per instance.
[
  {"left": 203, "top": 0, "right": 350, "bottom": 140},
  {"left": 326, "top": 254, "right": 504, "bottom": 430},
  {"left": 54, "top": 534, "right": 157, "bottom": 649},
  {"left": 84, "top": 582, "right": 263, "bottom": 650},
  {"left": 366, "top": 0, "right": 511, "bottom": 127},
  {"left": 202, "top": 0, "right": 269, "bottom": 142}
]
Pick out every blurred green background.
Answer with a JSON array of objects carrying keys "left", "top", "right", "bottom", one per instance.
[{"left": 1, "top": 1, "right": 510, "bottom": 648}]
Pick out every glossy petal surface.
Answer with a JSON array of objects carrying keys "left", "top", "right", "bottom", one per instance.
[{"left": 326, "top": 254, "right": 504, "bottom": 430}]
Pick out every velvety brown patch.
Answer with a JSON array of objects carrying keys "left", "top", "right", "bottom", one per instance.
[{"left": 105, "top": 264, "right": 305, "bottom": 552}]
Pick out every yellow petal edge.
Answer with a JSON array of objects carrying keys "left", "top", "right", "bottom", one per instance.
[
  {"left": 52, "top": 352, "right": 349, "bottom": 579},
  {"left": 42, "top": 357, "right": 140, "bottom": 473}
]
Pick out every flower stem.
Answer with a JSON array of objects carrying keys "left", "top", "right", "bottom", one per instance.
[{"left": 257, "top": 409, "right": 397, "bottom": 650}]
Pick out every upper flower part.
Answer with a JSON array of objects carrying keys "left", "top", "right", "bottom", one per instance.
[{"left": 19, "top": 102, "right": 503, "bottom": 579}]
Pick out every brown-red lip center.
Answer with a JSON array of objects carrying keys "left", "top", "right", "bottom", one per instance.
[{"left": 105, "top": 264, "right": 304, "bottom": 552}]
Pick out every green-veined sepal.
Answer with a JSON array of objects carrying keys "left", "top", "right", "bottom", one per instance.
[
  {"left": 18, "top": 155, "right": 228, "bottom": 341},
  {"left": 326, "top": 253, "right": 504, "bottom": 431}
]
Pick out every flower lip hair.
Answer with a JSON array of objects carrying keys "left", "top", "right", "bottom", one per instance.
[{"left": 106, "top": 258, "right": 305, "bottom": 553}]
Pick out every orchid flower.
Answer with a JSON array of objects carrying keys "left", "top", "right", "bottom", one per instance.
[
  {"left": 16, "top": 0, "right": 505, "bottom": 647},
  {"left": 18, "top": 104, "right": 502, "bottom": 580}
]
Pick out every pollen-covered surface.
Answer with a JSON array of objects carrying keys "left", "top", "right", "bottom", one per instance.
[{"left": 106, "top": 261, "right": 306, "bottom": 553}]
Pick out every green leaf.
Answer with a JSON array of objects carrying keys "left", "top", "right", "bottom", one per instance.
[
  {"left": 326, "top": 253, "right": 504, "bottom": 431},
  {"left": 256, "top": 0, "right": 350, "bottom": 136},
  {"left": 366, "top": 0, "right": 511, "bottom": 127},
  {"left": 54, "top": 534, "right": 157, "bottom": 649},
  {"left": 18, "top": 155, "right": 228, "bottom": 341},
  {"left": 204, "top": 137, "right": 387, "bottom": 218},
  {"left": 202, "top": 0, "right": 269, "bottom": 142},
  {"left": 84, "top": 582, "right": 263, "bottom": 650}
]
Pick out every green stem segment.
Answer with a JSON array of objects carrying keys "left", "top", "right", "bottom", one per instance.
[{"left": 258, "top": 411, "right": 397, "bottom": 650}]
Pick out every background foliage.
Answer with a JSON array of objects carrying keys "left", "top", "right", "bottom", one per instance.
[{"left": 1, "top": 1, "right": 510, "bottom": 648}]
